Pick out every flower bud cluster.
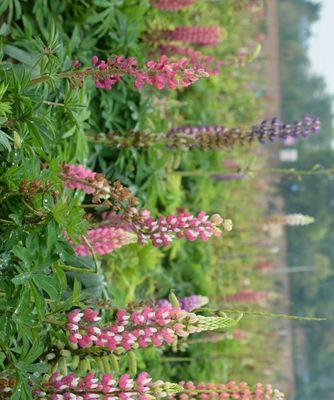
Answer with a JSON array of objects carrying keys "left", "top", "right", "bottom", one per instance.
[
  {"left": 61, "top": 164, "right": 111, "bottom": 203},
  {"left": 66, "top": 306, "right": 238, "bottom": 352},
  {"left": 133, "top": 210, "right": 228, "bottom": 248},
  {"left": 131, "top": 55, "right": 208, "bottom": 90},
  {"left": 91, "top": 55, "right": 137, "bottom": 90},
  {"left": 34, "top": 371, "right": 182, "bottom": 400}
]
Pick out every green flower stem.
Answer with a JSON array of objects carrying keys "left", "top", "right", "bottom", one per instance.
[
  {"left": 218, "top": 309, "right": 326, "bottom": 321},
  {"left": 58, "top": 264, "right": 97, "bottom": 273},
  {"left": 43, "top": 100, "right": 65, "bottom": 107}
]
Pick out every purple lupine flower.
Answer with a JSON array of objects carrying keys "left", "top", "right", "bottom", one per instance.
[
  {"left": 166, "top": 115, "right": 321, "bottom": 149},
  {"left": 156, "top": 295, "right": 209, "bottom": 312}
]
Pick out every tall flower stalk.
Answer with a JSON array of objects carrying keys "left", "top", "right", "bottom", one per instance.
[
  {"left": 154, "top": 27, "right": 222, "bottom": 46},
  {"left": 262, "top": 214, "right": 315, "bottom": 226},
  {"left": 169, "top": 380, "right": 285, "bottom": 400},
  {"left": 65, "top": 306, "right": 242, "bottom": 352},
  {"left": 60, "top": 166, "right": 231, "bottom": 254},
  {"left": 34, "top": 371, "right": 182, "bottom": 400},
  {"left": 31, "top": 55, "right": 209, "bottom": 91},
  {"left": 87, "top": 115, "right": 320, "bottom": 150},
  {"left": 33, "top": 374, "right": 285, "bottom": 400}
]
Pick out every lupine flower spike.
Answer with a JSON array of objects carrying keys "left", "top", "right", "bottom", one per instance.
[
  {"left": 89, "top": 116, "right": 320, "bottom": 151},
  {"left": 70, "top": 55, "right": 209, "bottom": 91},
  {"left": 34, "top": 371, "right": 182, "bottom": 400},
  {"left": 169, "top": 381, "right": 285, "bottom": 400},
  {"left": 67, "top": 227, "right": 135, "bottom": 256},
  {"left": 133, "top": 210, "right": 231, "bottom": 248},
  {"left": 155, "top": 27, "right": 222, "bottom": 46},
  {"left": 263, "top": 213, "right": 315, "bottom": 226},
  {"left": 167, "top": 115, "right": 321, "bottom": 149},
  {"left": 66, "top": 306, "right": 241, "bottom": 352}
]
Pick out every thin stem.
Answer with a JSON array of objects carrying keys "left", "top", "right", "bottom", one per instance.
[
  {"left": 58, "top": 264, "right": 97, "bottom": 273},
  {"left": 82, "top": 236, "right": 99, "bottom": 274},
  {"left": 218, "top": 309, "right": 326, "bottom": 321},
  {"left": 43, "top": 100, "right": 65, "bottom": 107}
]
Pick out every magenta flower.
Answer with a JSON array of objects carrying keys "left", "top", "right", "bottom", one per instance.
[
  {"left": 130, "top": 55, "right": 208, "bottom": 90},
  {"left": 70, "top": 54, "right": 209, "bottom": 91}
]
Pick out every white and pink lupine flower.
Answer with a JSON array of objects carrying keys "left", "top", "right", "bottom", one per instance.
[
  {"left": 133, "top": 210, "right": 225, "bottom": 248},
  {"left": 65, "top": 306, "right": 238, "bottom": 352},
  {"left": 35, "top": 372, "right": 180, "bottom": 400},
  {"left": 168, "top": 381, "right": 285, "bottom": 400}
]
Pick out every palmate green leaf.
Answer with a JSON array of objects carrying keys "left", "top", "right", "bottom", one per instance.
[
  {"left": 29, "top": 283, "right": 46, "bottom": 319},
  {"left": 46, "top": 219, "right": 58, "bottom": 254},
  {"left": 32, "top": 273, "right": 60, "bottom": 300},
  {"left": 20, "top": 340, "right": 44, "bottom": 364},
  {"left": 11, "top": 373, "right": 33, "bottom": 400}
]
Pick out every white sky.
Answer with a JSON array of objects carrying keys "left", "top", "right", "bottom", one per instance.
[{"left": 308, "top": 0, "right": 334, "bottom": 95}]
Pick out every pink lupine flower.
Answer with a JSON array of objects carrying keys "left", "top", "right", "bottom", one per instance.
[
  {"left": 35, "top": 371, "right": 180, "bottom": 400},
  {"left": 61, "top": 164, "right": 111, "bottom": 201},
  {"left": 67, "top": 227, "right": 135, "bottom": 256},
  {"left": 65, "top": 305, "right": 239, "bottom": 353},
  {"left": 129, "top": 55, "right": 208, "bottom": 90},
  {"left": 156, "top": 26, "right": 222, "bottom": 46},
  {"left": 133, "top": 210, "right": 226, "bottom": 248},
  {"left": 150, "top": 0, "right": 196, "bottom": 10},
  {"left": 168, "top": 381, "right": 285, "bottom": 400},
  {"left": 70, "top": 54, "right": 208, "bottom": 91},
  {"left": 99, "top": 210, "right": 230, "bottom": 251}
]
